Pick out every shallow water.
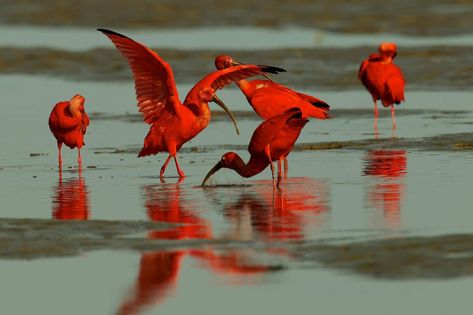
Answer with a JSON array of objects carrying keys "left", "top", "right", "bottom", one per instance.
[
  {"left": 1, "top": 26, "right": 473, "bottom": 51},
  {"left": 1, "top": 11, "right": 473, "bottom": 314}
]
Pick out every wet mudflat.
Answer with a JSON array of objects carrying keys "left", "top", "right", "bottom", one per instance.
[{"left": 1, "top": 6, "right": 473, "bottom": 313}]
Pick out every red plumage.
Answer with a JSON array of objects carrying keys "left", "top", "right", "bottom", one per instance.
[
  {"left": 99, "top": 29, "right": 285, "bottom": 178},
  {"left": 358, "top": 42, "right": 405, "bottom": 129},
  {"left": 48, "top": 94, "right": 89, "bottom": 166}
]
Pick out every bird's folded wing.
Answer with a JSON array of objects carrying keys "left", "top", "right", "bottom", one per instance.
[
  {"left": 99, "top": 29, "right": 181, "bottom": 124},
  {"left": 248, "top": 108, "right": 301, "bottom": 156},
  {"left": 81, "top": 112, "right": 90, "bottom": 134}
]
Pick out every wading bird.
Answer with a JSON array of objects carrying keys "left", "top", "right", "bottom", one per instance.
[
  {"left": 202, "top": 108, "right": 308, "bottom": 188},
  {"left": 358, "top": 42, "right": 405, "bottom": 130},
  {"left": 99, "top": 29, "right": 285, "bottom": 179},
  {"left": 48, "top": 94, "right": 89, "bottom": 167},
  {"left": 215, "top": 55, "right": 329, "bottom": 175}
]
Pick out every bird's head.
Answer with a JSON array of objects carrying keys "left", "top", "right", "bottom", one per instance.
[
  {"left": 69, "top": 94, "right": 86, "bottom": 116},
  {"left": 201, "top": 152, "right": 239, "bottom": 186},
  {"left": 215, "top": 55, "right": 241, "bottom": 70},
  {"left": 199, "top": 87, "right": 240, "bottom": 135},
  {"left": 378, "top": 42, "right": 397, "bottom": 62}
]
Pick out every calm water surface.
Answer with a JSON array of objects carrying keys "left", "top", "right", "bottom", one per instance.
[{"left": 0, "top": 24, "right": 472, "bottom": 314}]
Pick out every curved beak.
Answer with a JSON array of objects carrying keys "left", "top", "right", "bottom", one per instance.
[
  {"left": 212, "top": 94, "right": 240, "bottom": 135},
  {"left": 232, "top": 60, "right": 274, "bottom": 82},
  {"left": 201, "top": 161, "right": 223, "bottom": 186}
]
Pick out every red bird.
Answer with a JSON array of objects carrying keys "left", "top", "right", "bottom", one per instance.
[
  {"left": 202, "top": 108, "right": 308, "bottom": 187},
  {"left": 48, "top": 94, "right": 89, "bottom": 167},
  {"left": 99, "top": 29, "right": 285, "bottom": 179},
  {"left": 215, "top": 55, "right": 330, "bottom": 120},
  {"left": 215, "top": 55, "right": 329, "bottom": 176},
  {"left": 358, "top": 42, "right": 405, "bottom": 129}
]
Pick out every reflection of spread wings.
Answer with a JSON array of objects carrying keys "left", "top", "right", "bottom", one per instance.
[
  {"left": 99, "top": 29, "right": 181, "bottom": 124},
  {"left": 248, "top": 108, "right": 302, "bottom": 156}
]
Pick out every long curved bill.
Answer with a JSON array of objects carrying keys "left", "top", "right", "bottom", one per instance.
[
  {"left": 201, "top": 161, "right": 223, "bottom": 186},
  {"left": 232, "top": 60, "right": 274, "bottom": 82},
  {"left": 212, "top": 94, "right": 240, "bottom": 135}
]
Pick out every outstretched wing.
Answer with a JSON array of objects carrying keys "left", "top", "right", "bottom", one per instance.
[
  {"left": 198, "top": 64, "right": 286, "bottom": 92},
  {"left": 98, "top": 29, "right": 181, "bottom": 124}
]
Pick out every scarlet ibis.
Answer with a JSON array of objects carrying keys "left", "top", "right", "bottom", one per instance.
[
  {"left": 358, "top": 42, "right": 405, "bottom": 130},
  {"left": 215, "top": 55, "right": 330, "bottom": 120},
  {"left": 215, "top": 55, "right": 329, "bottom": 175},
  {"left": 202, "top": 108, "right": 308, "bottom": 187},
  {"left": 98, "top": 29, "right": 285, "bottom": 179},
  {"left": 48, "top": 94, "right": 89, "bottom": 167}
]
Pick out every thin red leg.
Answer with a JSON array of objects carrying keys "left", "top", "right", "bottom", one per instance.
[
  {"left": 283, "top": 157, "right": 288, "bottom": 178},
  {"left": 173, "top": 155, "right": 186, "bottom": 178},
  {"left": 264, "top": 144, "right": 277, "bottom": 188},
  {"left": 277, "top": 157, "right": 283, "bottom": 185},
  {"left": 77, "top": 148, "right": 82, "bottom": 166},
  {"left": 373, "top": 100, "right": 379, "bottom": 130},
  {"left": 391, "top": 105, "right": 397, "bottom": 129},
  {"left": 160, "top": 155, "right": 173, "bottom": 178},
  {"left": 57, "top": 141, "right": 63, "bottom": 167}
]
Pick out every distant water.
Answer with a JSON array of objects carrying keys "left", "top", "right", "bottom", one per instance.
[{"left": 0, "top": 26, "right": 472, "bottom": 51}]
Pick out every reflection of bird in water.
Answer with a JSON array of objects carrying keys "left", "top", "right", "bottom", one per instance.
[
  {"left": 51, "top": 173, "right": 89, "bottom": 220},
  {"left": 116, "top": 183, "right": 279, "bottom": 315},
  {"left": 116, "top": 251, "right": 182, "bottom": 315},
  {"left": 220, "top": 178, "right": 330, "bottom": 241},
  {"left": 363, "top": 150, "right": 407, "bottom": 230}
]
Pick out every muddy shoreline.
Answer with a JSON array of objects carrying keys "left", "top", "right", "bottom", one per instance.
[
  {"left": 1, "top": 46, "right": 472, "bottom": 90},
  {"left": 2, "top": 218, "right": 473, "bottom": 279},
  {"left": 1, "top": 0, "right": 472, "bottom": 36}
]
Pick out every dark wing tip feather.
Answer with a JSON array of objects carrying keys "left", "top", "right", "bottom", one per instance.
[
  {"left": 97, "top": 28, "right": 128, "bottom": 38},
  {"left": 313, "top": 101, "right": 330, "bottom": 109},
  {"left": 258, "top": 65, "right": 287, "bottom": 74}
]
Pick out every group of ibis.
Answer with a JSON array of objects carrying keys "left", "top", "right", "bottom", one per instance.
[{"left": 48, "top": 29, "right": 405, "bottom": 187}]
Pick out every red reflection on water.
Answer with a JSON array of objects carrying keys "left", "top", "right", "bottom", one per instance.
[
  {"left": 51, "top": 171, "right": 89, "bottom": 220},
  {"left": 222, "top": 178, "right": 330, "bottom": 240},
  {"left": 117, "top": 182, "right": 281, "bottom": 315},
  {"left": 363, "top": 150, "right": 407, "bottom": 229}
]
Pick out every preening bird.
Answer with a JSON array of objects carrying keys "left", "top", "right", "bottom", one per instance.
[
  {"left": 358, "top": 42, "right": 405, "bottom": 130},
  {"left": 99, "top": 29, "right": 285, "bottom": 179},
  {"left": 202, "top": 108, "right": 308, "bottom": 188},
  {"left": 48, "top": 94, "right": 89, "bottom": 167}
]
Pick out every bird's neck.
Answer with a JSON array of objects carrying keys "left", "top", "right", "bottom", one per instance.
[
  {"left": 236, "top": 80, "right": 254, "bottom": 99},
  {"left": 380, "top": 56, "right": 393, "bottom": 64},
  {"left": 68, "top": 101, "right": 82, "bottom": 118},
  {"left": 229, "top": 154, "right": 269, "bottom": 178}
]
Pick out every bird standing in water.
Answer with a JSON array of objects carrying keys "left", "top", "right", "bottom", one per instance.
[
  {"left": 202, "top": 108, "right": 308, "bottom": 188},
  {"left": 215, "top": 55, "right": 329, "bottom": 176},
  {"left": 99, "top": 29, "right": 285, "bottom": 179},
  {"left": 48, "top": 94, "right": 89, "bottom": 167},
  {"left": 358, "top": 42, "right": 405, "bottom": 130}
]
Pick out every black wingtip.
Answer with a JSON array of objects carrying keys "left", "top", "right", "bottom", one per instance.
[
  {"left": 259, "top": 65, "right": 287, "bottom": 74},
  {"left": 286, "top": 107, "right": 303, "bottom": 118},
  {"left": 97, "top": 28, "right": 127, "bottom": 38},
  {"left": 313, "top": 101, "right": 330, "bottom": 109}
]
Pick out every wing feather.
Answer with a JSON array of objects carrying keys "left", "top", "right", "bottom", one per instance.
[{"left": 98, "top": 29, "right": 181, "bottom": 124}]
